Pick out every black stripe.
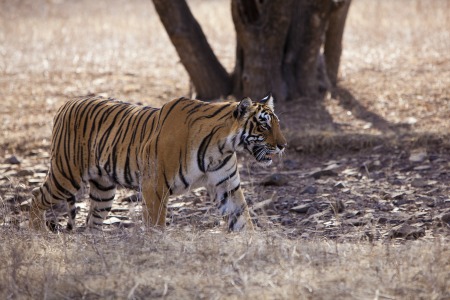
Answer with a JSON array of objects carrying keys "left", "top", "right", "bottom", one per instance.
[
  {"left": 233, "top": 109, "right": 238, "bottom": 119},
  {"left": 56, "top": 110, "right": 81, "bottom": 191},
  {"left": 186, "top": 103, "right": 204, "bottom": 115},
  {"left": 140, "top": 109, "right": 158, "bottom": 142},
  {"left": 218, "top": 141, "right": 226, "bottom": 155},
  {"left": 218, "top": 111, "right": 232, "bottom": 121},
  {"left": 209, "top": 154, "right": 233, "bottom": 172},
  {"left": 119, "top": 108, "right": 136, "bottom": 144},
  {"left": 163, "top": 172, "right": 173, "bottom": 195},
  {"left": 180, "top": 100, "right": 196, "bottom": 111},
  {"left": 228, "top": 215, "right": 239, "bottom": 229},
  {"left": 178, "top": 152, "right": 189, "bottom": 189},
  {"left": 124, "top": 153, "right": 133, "bottom": 186},
  {"left": 81, "top": 99, "right": 102, "bottom": 133},
  {"left": 231, "top": 134, "right": 237, "bottom": 147},
  {"left": 96, "top": 105, "right": 128, "bottom": 155},
  {"left": 228, "top": 205, "right": 245, "bottom": 230},
  {"left": 70, "top": 208, "right": 77, "bottom": 220},
  {"left": 220, "top": 192, "right": 229, "bottom": 206},
  {"left": 197, "top": 125, "right": 224, "bottom": 172},
  {"left": 95, "top": 207, "right": 112, "bottom": 212},
  {"left": 154, "top": 98, "right": 185, "bottom": 160},
  {"left": 78, "top": 140, "right": 84, "bottom": 177},
  {"left": 111, "top": 149, "right": 119, "bottom": 183},
  {"left": 197, "top": 133, "right": 214, "bottom": 173},
  {"left": 128, "top": 108, "right": 143, "bottom": 145},
  {"left": 216, "top": 166, "right": 238, "bottom": 187},
  {"left": 87, "top": 102, "right": 113, "bottom": 170},
  {"left": 100, "top": 105, "right": 130, "bottom": 147},
  {"left": 58, "top": 158, "right": 80, "bottom": 191},
  {"left": 67, "top": 195, "right": 76, "bottom": 205},
  {"left": 51, "top": 172, "right": 72, "bottom": 197},
  {"left": 90, "top": 194, "right": 115, "bottom": 202},
  {"left": 161, "top": 97, "right": 185, "bottom": 127},
  {"left": 96, "top": 165, "right": 103, "bottom": 177},
  {"left": 219, "top": 184, "right": 241, "bottom": 209},
  {"left": 190, "top": 104, "right": 231, "bottom": 125},
  {"left": 238, "top": 119, "right": 250, "bottom": 146},
  {"left": 104, "top": 157, "right": 111, "bottom": 174},
  {"left": 178, "top": 168, "right": 189, "bottom": 189},
  {"left": 91, "top": 212, "right": 103, "bottom": 219},
  {"left": 41, "top": 190, "right": 53, "bottom": 207},
  {"left": 43, "top": 182, "right": 65, "bottom": 202},
  {"left": 229, "top": 184, "right": 241, "bottom": 195},
  {"left": 153, "top": 103, "right": 167, "bottom": 159},
  {"left": 90, "top": 180, "right": 115, "bottom": 191}
]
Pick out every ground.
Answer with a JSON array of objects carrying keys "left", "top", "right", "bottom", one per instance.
[{"left": 0, "top": 0, "right": 449, "bottom": 299}]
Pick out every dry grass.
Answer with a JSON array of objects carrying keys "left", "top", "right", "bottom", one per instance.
[
  {"left": 1, "top": 0, "right": 450, "bottom": 298},
  {"left": 0, "top": 227, "right": 449, "bottom": 299}
]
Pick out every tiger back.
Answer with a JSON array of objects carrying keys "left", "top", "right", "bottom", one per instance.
[{"left": 29, "top": 94, "right": 287, "bottom": 232}]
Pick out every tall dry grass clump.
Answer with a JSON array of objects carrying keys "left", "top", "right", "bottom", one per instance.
[{"left": 0, "top": 227, "right": 449, "bottom": 299}]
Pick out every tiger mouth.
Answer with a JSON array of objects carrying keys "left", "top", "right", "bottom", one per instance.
[
  {"left": 252, "top": 146, "right": 276, "bottom": 163},
  {"left": 257, "top": 152, "right": 274, "bottom": 162}
]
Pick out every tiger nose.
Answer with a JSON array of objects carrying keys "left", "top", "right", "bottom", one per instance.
[{"left": 277, "top": 143, "right": 287, "bottom": 150}]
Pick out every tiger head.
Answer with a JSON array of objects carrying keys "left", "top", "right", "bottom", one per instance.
[{"left": 234, "top": 93, "right": 287, "bottom": 165}]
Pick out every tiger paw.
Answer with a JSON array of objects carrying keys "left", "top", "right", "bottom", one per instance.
[{"left": 228, "top": 213, "right": 254, "bottom": 232}]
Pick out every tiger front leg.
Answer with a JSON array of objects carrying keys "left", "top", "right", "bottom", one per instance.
[
  {"left": 217, "top": 186, "right": 253, "bottom": 232},
  {"left": 208, "top": 156, "right": 254, "bottom": 231}
]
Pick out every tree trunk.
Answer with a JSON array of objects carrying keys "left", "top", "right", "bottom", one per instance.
[
  {"left": 152, "top": 0, "right": 351, "bottom": 102},
  {"left": 231, "top": 0, "right": 293, "bottom": 101},
  {"left": 324, "top": 0, "right": 352, "bottom": 86},
  {"left": 287, "top": 0, "right": 335, "bottom": 99},
  {"left": 152, "top": 0, "right": 231, "bottom": 100}
]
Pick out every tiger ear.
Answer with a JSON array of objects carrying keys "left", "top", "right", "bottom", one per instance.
[
  {"left": 234, "top": 97, "right": 252, "bottom": 119},
  {"left": 260, "top": 92, "right": 274, "bottom": 110}
]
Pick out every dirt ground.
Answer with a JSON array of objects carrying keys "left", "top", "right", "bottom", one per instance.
[
  {"left": 1, "top": 0, "right": 449, "bottom": 240},
  {"left": 0, "top": 0, "right": 449, "bottom": 298}
]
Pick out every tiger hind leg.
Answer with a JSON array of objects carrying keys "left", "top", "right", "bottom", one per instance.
[
  {"left": 86, "top": 179, "right": 116, "bottom": 230},
  {"left": 30, "top": 176, "right": 80, "bottom": 232},
  {"left": 141, "top": 180, "right": 170, "bottom": 229}
]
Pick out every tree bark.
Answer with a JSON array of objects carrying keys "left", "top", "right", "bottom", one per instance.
[
  {"left": 291, "top": 0, "right": 338, "bottom": 99},
  {"left": 231, "top": 0, "right": 293, "bottom": 101},
  {"left": 324, "top": 0, "right": 352, "bottom": 86},
  {"left": 152, "top": 0, "right": 231, "bottom": 99}
]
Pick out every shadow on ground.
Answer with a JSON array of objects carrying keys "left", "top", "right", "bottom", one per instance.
[{"left": 279, "top": 86, "right": 450, "bottom": 154}]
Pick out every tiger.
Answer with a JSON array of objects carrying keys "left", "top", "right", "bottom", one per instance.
[{"left": 29, "top": 93, "right": 287, "bottom": 232}]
